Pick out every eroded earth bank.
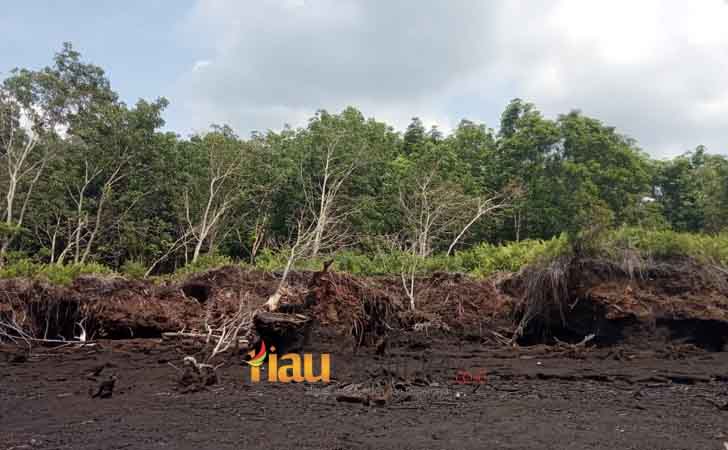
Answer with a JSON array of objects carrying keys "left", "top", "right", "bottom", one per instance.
[{"left": 2, "top": 258, "right": 728, "bottom": 450}]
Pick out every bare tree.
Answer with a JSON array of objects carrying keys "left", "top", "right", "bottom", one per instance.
[
  {"left": 302, "top": 133, "right": 359, "bottom": 257},
  {"left": 446, "top": 185, "right": 522, "bottom": 256},
  {"left": 399, "top": 169, "right": 464, "bottom": 258},
  {"left": 261, "top": 125, "right": 361, "bottom": 311},
  {"left": 513, "top": 208, "right": 523, "bottom": 242},
  {"left": 44, "top": 154, "right": 130, "bottom": 265},
  {"left": 80, "top": 158, "right": 127, "bottom": 264},
  {"left": 0, "top": 91, "right": 53, "bottom": 265},
  {"left": 396, "top": 169, "right": 465, "bottom": 309},
  {"left": 264, "top": 215, "right": 315, "bottom": 311},
  {"left": 380, "top": 234, "right": 421, "bottom": 312},
  {"left": 144, "top": 229, "right": 194, "bottom": 277},
  {"left": 183, "top": 132, "right": 245, "bottom": 263},
  {"left": 239, "top": 213, "right": 269, "bottom": 265},
  {"left": 264, "top": 208, "right": 349, "bottom": 312},
  {"left": 166, "top": 293, "right": 257, "bottom": 390}
]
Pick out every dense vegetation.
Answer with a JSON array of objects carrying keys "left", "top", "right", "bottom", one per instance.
[{"left": 2, "top": 44, "right": 727, "bottom": 281}]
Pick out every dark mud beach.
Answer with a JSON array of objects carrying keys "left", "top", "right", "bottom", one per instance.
[
  {"left": 3, "top": 260, "right": 728, "bottom": 449},
  {"left": 2, "top": 338, "right": 728, "bottom": 450}
]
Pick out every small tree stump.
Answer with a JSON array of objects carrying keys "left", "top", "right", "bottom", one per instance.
[{"left": 253, "top": 312, "right": 312, "bottom": 353}]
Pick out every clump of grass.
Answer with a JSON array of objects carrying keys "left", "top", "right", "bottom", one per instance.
[
  {"left": 599, "top": 227, "right": 728, "bottom": 265},
  {"left": 171, "top": 254, "right": 237, "bottom": 279},
  {"left": 0, "top": 259, "right": 114, "bottom": 286},
  {"left": 120, "top": 260, "right": 147, "bottom": 279},
  {"left": 39, "top": 263, "right": 114, "bottom": 285}
]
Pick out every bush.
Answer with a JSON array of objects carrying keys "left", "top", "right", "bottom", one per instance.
[
  {"left": 249, "top": 238, "right": 570, "bottom": 279},
  {"left": 254, "top": 248, "right": 290, "bottom": 272},
  {"left": 0, "top": 257, "right": 42, "bottom": 279},
  {"left": 603, "top": 227, "right": 728, "bottom": 266},
  {"left": 38, "top": 263, "right": 114, "bottom": 285},
  {"left": 457, "top": 237, "right": 569, "bottom": 277},
  {"left": 173, "top": 253, "right": 236, "bottom": 278},
  {"left": 0, "top": 260, "right": 115, "bottom": 285},
  {"left": 121, "top": 260, "right": 147, "bottom": 279}
]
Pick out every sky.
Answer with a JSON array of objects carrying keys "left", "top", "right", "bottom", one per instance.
[{"left": 2, "top": 0, "right": 727, "bottom": 157}]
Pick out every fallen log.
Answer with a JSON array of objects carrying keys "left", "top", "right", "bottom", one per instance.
[{"left": 161, "top": 331, "right": 249, "bottom": 345}]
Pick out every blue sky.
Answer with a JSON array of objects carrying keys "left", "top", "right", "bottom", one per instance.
[
  {"left": 2, "top": 2, "right": 197, "bottom": 102},
  {"left": 3, "top": 1, "right": 728, "bottom": 157}
]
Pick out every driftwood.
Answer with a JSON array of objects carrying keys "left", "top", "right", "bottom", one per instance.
[
  {"left": 162, "top": 332, "right": 249, "bottom": 346},
  {"left": 335, "top": 383, "right": 393, "bottom": 406},
  {"left": 255, "top": 312, "right": 310, "bottom": 329},
  {"left": 163, "top": 311, "right": 310, "bottom": 354}
]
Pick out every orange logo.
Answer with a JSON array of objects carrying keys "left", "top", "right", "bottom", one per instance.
[{"left": 245, "top": 341, "right": 331, "bottom": 383}]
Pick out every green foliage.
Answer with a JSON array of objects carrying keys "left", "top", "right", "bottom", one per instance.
[
  {"left": 0, "top": 222, "right": 22, "bottom": 239},
  {"left": 253, "top": 248, "right": 289, "bottom": 272},
  {"left": 460, "top": 238, "right": 569, "bottom": 277},
  {"left": 121, "top": 260, "right": 147, "bottom": 278},
  {"left": 172, "top": 254, "right": 236, "bottom": 278},
  {"left": 3, "top": 228, "right": 728, "bottom": 284},
  {"left": 0, "top": 260, "right": 113, "bottom": 285},
  {"left": 251, "top": 239, "right": 569, "bottom": 278},
  {"left": 604, "top": 227, "right": 728, "bottom": 266},
  {"left": 39, "top": 263, "right": 114, "bottom": 285},
  {"left": 0, "top": 258, "right": 41, "bottom": 279},
  {"left": 3, "top": 43, "right": 728, "bottom": 274}
]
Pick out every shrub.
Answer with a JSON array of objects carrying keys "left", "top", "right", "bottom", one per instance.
[
  {"left": 254, "top": 248, "right": 290, "bottom": 272},
  {"left": 0, "top": 257, "right": 42, "bottom": 279},
  {"left": 603, "top": 227, "right": 728, "bottom": 266},
  {"left": 0, "top": 260, "right": 114, "bottom": 285},
  {"left": 38, "top": 263, "right": 114, "bottom": 285},
  {"left": 458, "top": 237, "right": 568, "bottom": 277},
  {"left": 173, "top": 253, "right": 236, "bottom": 278},
  {"left": 121, "top": 260, "right": 147, "bottom": 279}
]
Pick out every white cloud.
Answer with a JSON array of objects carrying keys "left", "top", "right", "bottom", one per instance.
[
  {"left": 171, "top": 0, "right": 728, "bottom": 156},
  {"left": 192, "top": 60, "right": 211, "bottom": 72}
]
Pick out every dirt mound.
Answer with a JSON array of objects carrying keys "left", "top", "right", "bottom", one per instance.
[
  {"left": 305, "top": 270, "right": 402, "bottom": 345},
  {"left": 506, "top": 257, "right": 728, "bottom": 350},
  {"left": 0, "top": 275, "right": 200, "bottom": 341},
  {"left": 402, "top": 272, "right": 513, "bottom": 333},
  {"left": 297, "top": 268, "right": 513, "bottom": 345},
  {"left": 3, "top": 258, "right": 728, "bottom": 351}
]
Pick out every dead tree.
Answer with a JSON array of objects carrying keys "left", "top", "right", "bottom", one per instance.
[
  {"left": 446, "top": 185, "right": 522, "bottom": 255},
  {"left": 0, "top": 90, "right": 53, "bottom": 265},
  {"left": 165, "top": 294, "right": 255, "bottom": 359},
  {"left": 397, "top": 169, "right": 465, "bottom": 310},
  {"left": 264, "top": 209, "right": 348, "bottom": 312},
  {"left": 144, "top": 228, "right": 194, "bottom": 277},
  {"left": 203, "top": 295, "right": 255, "bottom": 362},
  {"left": 264, "top": 216, "right": 315, "bottom": 311},
  {"left": 183, "top": 134, "right": 245, "bottom": 263},
  {"left": 399, "top": 170, "right": 464, "bottom": 258},
  {"left": 51, "top": 156, "right": 129, "bottom": 265},
  {"left": 301, "top": 133, "right": 360, "bottom": 257}
]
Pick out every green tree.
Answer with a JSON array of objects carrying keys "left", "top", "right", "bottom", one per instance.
[{"left": 0, "top": 43, "right": 117, "bottom": 265}]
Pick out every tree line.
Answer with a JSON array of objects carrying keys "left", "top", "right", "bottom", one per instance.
[{"left": 1, "top": 44, "right": 726, "bottom": 274}]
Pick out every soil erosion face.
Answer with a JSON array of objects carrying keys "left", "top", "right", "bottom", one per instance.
[{"left": 2, "top": 260, "right": 728, "bottom": 449}]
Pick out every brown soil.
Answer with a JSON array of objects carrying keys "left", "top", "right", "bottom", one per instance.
[
  {"left": 505, "top": 257, "right": 728, "bottom": 351},
  {"left": 4, "top": 257, "right": 727, "bottom": 351},
  {"left": 2, "top": 258, "right": 728, "bottom": 449}
]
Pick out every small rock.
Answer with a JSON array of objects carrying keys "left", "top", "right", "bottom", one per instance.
[{"left": 90, "top": 375, "right": 116, "bottom": 399}]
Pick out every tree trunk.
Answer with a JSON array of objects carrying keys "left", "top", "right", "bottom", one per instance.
[{"left": 192, "top": 238, "right": 204, "bottom": 263}]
